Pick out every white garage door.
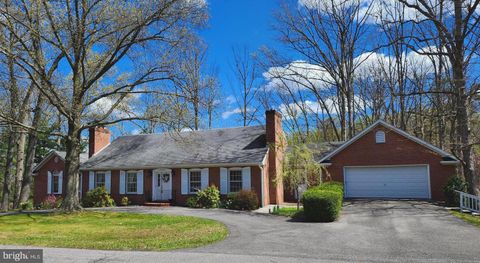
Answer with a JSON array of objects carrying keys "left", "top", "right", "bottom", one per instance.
[{"left": 344, "top": 165, "right": 430, "bottom": 199}]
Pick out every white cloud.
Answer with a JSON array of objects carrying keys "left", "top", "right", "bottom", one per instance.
[
  {"left": 221, "top": 107, "right": 251, "bottom": 120},
  {"left": 225, "top": 95, "right": 236, "bottom": 105},
  {"left": 278, "top": 96, "right": 366, "bottom": 120},
  {"left": 263, "top": 61, "right": 334, "bottom": 93}
]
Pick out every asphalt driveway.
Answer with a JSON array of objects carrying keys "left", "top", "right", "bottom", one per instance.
[{"left": 2, "top": 200, "right": 479, "bottom": 262}]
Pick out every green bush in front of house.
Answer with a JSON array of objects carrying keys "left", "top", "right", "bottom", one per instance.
[
  {"left": 186, "top": 186, "right": 220, "bottom": 208},
  {"left": 311, "top": 181, "right": 344, "bottom": 193},
  {"left": 82, "top": 187, "right": 115, "bottom": 207},
  {"left": 302, "top": 189, "right": 342, "bottom": 222},
  {"left": 443, "top": 175, "right": 468, "bottom": 206},
  {"left": 224, "top": 190, "right": 259, "bottom": 211}
]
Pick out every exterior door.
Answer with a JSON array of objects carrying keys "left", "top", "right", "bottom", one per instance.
[
  {"left": 344, "top": 165, "right": 430, "bottom": 199},
  {"left": 153, "top": 170, "right": 172, "bottom": 200}
]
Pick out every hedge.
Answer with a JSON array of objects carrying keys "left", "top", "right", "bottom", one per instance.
[{"left": 302, "top": 182, "right": 343, "bottom": 222}]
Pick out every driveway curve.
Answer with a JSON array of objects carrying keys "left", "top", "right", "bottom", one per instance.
[{"left": 1, "top": 200, "right": 479, "bottom": 262}]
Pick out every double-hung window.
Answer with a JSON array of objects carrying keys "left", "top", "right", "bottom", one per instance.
[
  {"left": 189, "top": 170, "right": 201, "bottom": 193},
  {"left": 95, "top": 172, "right": 106, "bottom": 188},
  {"left": 126, "top": 172, "right": 138, "bottom": 194},
  {"left": 229, "top": 169, "right": 242, "bottom": 193},
  {"left": 51, "top": 171, "right": 61, "bottom": 194}
]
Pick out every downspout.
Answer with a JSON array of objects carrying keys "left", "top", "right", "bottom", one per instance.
[{"left": 259, "top": 164, "right": 264, "bottom": 207}]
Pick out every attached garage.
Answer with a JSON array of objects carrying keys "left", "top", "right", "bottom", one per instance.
[
  {"left": 344, "top": 165, "right": 430, "bottom": 199},
  {"left": 319, "top": 120, "right": 459, "bottom": 201}
]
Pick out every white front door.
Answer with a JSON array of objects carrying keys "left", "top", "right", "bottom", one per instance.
[
  {"left": 344, "top": 165, "right": 430, "bottom": 199},
  {"left": 153, "top": 170, "right": 172, "bottom": 201}
]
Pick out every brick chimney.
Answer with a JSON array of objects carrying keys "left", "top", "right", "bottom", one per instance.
[
  {"left": 88, "top": 127, "right": 111, "bottom": 157},
  {"left": 265, "top": 110, "right": 284, "bottom": 205}
]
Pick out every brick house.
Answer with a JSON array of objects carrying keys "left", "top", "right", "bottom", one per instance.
[
  {"left": 33, "top": 110, "right": 284, "bottom": 207},
  {"left": 34, "top": 114, "right": 459, "bottom": 207},
  {"left": 317, "top": 120, "right": 459, "bottom": 200}
]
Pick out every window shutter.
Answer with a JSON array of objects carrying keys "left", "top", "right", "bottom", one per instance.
[
  {"left": 137, "top": 170, "right": 144, "bottom": 194},
  {"left": 58, "top": 171, "right": 63, "bottom": 194},
  {"left": 220, "top": 168, "right": 228, "bottom": 194},
  {"left": 242, "top": 167, "right": 251, "bottom": 190},
  {"left": 89, "top": 171, "right": 95, "bottom": 190},
  {"left": 47, "top": 171, "right": 52, "bottom": 194},
  {"left": 201, "top": 168, "right": 209, "bottom": 189},
  {"left": 119, "top": 171, "right": 126, "bottom": 194},
  {"left": 181, "top": 169, "right": 188, "bottom": 194},
  {"left": 105, "top": 171, "right": 111, "bottom": 193}
]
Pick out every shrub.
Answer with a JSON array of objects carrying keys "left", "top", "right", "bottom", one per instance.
[
  {"left": 196, "top": 186, "right": 220, "bottom": 208},
  {"left": 186, "top": 196, "right": 199, "bottom": 208},
  {"left": 39, "top": 195, "right": 58, "bottom": 209},
  {"left": 226, "top": 190, "right": 259, "bottom": 211},
  {"left": 20, "top": 201, "right": 33, "bottom": 211},
  {"left": 120, "top": 197, "right": 129, "bottom": 206},
  {"left": 82, "top": 187, "right": 115, "bottom": 207},
  {"left": 312, "top": 182, "right": 344, "bottom": 194},
  {"left": 302, "top": 189, "right": 342, "bottom": 222},
  {"left": 444, "top": 175, "right": 468, "bottom": 206},
  {"left": 186, "top": 186, "right": 220, "bottom": 208}
]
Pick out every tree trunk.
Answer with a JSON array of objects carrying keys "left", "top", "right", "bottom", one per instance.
[
  {"left": 61, "top": 122, "right": 83, "bottom": 211},
  {"left": 1, "top": 128, "right": 16, "bottom": 211},
  {"left": 19, "top": 95, "right": 45, "bottom": 204}
]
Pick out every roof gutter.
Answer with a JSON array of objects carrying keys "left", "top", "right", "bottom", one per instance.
[{"left": 80, "top": 162, "right": 264, "bottom": 171}]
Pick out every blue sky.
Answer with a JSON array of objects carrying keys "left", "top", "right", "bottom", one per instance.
[{"left": 199, "top": 0, "right": 282, "bottom": 127}]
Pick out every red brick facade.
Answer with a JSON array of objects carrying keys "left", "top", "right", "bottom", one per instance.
[
  {"left": 266, "top": 110, "right": 285, "bottom": 204},
  {"left": 88, "top": 127, "right": 111, "bottom": 157},
  {"left": 324, "top": 125, "right": 456, "bottom": 201},
  {"left": 33, "top": 154, "right": 68, "bottom": 205}
]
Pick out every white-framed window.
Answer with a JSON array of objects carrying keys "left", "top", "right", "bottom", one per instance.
[
  {"left": 189, "top": 170, "right": 201, "bottom": 193},
  {"left": 229, "top": 169, "right": 243, "bottom": 193},
  {"left": 95, "top": 172, "right": 106, "bottom": 188},
  {"left": 375, "top": 131, "right": 386, "bottom": 143},
  {"left": 51, "top": 171, "right": 61, "bottom": 194},
  {"left": 126, "top": 172, "right": 138, "bottom": 194}
]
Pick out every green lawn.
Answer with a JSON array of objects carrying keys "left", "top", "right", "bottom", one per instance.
[
  {"left": 271, "top": 207, "right": 304, "bottom": 218},
  {"left": 450, "top": 211, "right": 480, "bottom": 228},
  {"left": 0, "top": 211, "right": 228, "bottom": 251}
]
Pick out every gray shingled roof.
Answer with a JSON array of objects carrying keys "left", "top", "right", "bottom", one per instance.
[
  {"left": 33, "top": 150, "right": 89, "bottom": 173},
  {"left": 81, "top": 125, "right": 268, "bottom": 170}
]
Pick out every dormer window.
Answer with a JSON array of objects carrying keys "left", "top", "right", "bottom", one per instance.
[{"left": 375, "top": 131, "right": 386, "bottom": 143}]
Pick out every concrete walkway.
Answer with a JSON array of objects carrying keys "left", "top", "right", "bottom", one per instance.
[{"left": 2, "top": 200, "right": 480, "bottom": 262}]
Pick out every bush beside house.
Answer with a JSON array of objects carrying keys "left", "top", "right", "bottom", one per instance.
[
  {"left": 443, "top": 175, "right": 468, "bottom": 206},
  {"left": 302, "top": 182, "right": 343, "bottom": 222},
  {"left": 82, "top": 187, "right": 115, "bottom": 207},
  {"left": 224, "top": 190, "right": 259, "bottom": 210},
  {"left": 187, "top": 186, "right": 221, "bottom": 208}
]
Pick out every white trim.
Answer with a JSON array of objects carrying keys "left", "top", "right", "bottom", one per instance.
[
  {"left": 319, "top": 120, "right": 458, "bottom": 163},
  {"left": 440, "top": 160, "right": 461, "bottom": 165},
  {"left": 259, "top": 165, "right": 264, "bottom": 206},
  {"left": 188, "top": 168, "right": 202, "bottom": 194},
  {"left": 320, "top": 163, "right": 332, "bottom": 167},
  {"left": 343, "top": 164, "right": 431, "bottom": 199},
  {"left": 125, "top": 170, "right": 142, "bottom": 194},
  {"left": 80, "top": 162, "right": 262, "bottom": 171}
]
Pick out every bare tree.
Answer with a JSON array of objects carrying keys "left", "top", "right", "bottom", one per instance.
[
  {"left": 0, "top": 0, "right": 207, "bottom": 210},
  {"left": 395, "top": 0, "right": 480, "bottom": 194},
  {"left": 229, "top": 46, "right": 260, "bottom": 126}
]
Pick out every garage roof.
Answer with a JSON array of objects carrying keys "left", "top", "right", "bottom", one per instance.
[{"left": 318, "top": 120, "right": 459, "bottom": 164}]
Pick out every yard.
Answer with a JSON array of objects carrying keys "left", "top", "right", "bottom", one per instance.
[
  {"left": 0, "top": 211, "right": 228, "bottom": 251},
  {"left": 450, "top": 211, "right": 480, "bottom": 228}
]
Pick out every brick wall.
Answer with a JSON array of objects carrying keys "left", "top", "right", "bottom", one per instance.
[{"left": 325, "top": 125, "right": 456, "bottom": 200}]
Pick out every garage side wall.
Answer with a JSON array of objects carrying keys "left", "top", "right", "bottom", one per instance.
[{"left": 325, "top": 126, "right": 456, "bottom": 201}]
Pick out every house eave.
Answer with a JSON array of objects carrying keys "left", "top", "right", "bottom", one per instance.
[{"left": 80, "top": 162, "right": 264, "bottom": 171}]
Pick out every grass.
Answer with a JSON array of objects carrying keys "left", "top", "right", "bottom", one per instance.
[
  {"left": 271, "top": 207, "right": 304, "bottom": 219},
  {"left": 450, "top": 211, "right": 480, "bottom": 228},
  {"left": 0, "top": 211, "right": 228, "bottom": 251}
]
